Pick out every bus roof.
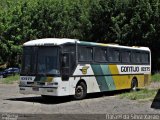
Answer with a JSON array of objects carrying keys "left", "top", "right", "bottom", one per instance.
[
  {"left": 23, "top": 38, "right": 150, "bottom": 51},
  {"left": 23, "top": 38, "right": 79, "bottom": 46},
  {"left": 79, "top": 41, "right": 150, "bottom": 51}
]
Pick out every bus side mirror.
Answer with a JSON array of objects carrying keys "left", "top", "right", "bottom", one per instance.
[{"left": 62, "top": 53, "right": 70, "bottom": 80}]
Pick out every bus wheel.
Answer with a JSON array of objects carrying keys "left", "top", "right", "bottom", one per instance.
[
  {"left": 74, "top": 82, "right": 87, "bottom": 100},
  {"left": 131, "top": 79, "right": 138, "bottom": 91}
]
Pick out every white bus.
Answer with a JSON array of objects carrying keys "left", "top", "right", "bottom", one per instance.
[{"left": 19, "top": 38, "right": 151, "bottom": 99}]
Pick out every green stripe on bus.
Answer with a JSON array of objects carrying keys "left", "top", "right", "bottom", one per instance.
[
  {"left": 100, "top": 65, "right": 116, "bottom": 90},
  {"left": 79, "top": 41, "right": 98, "bottom": 46},
  {"left": 91, "top": 65, "right": 109, "bottom": 91}
]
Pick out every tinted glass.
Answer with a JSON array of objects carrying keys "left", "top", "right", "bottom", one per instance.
[
  {"left": 122, "top": 51, "right": 131, "bottom": 63},
  {"left": 37, "top": 47, "right": 59, "bottom": 75},
  {"left": 21, "top": 47, "right": 37, "bottom": 74},
  {"left": 132, "top": 52, "right": 141, "bottom": 63},
  {"left": 21, "top": 47, "right": 59, "bottom": 75},
  {"left": 78, "top": 47, "right": 93, "bottom": 61},
  {"left": 141, "top": 52, "right": 150, "bottom": 64},
  {"left": 108, "top": 48, "right": 120, "bottom": 62},
  {"left": 95, "top": 48, "right": 107, "bottom": 62}
]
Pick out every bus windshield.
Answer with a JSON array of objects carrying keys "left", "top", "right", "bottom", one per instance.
[{"left": 21, "top": 46, "right": 60, "bottom": 76}]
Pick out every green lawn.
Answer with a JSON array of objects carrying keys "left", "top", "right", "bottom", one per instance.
[
  {"left": 119, "top": 89, "right": 157, "bottom": 101},
  {"left": 151, "top": 73, "right": 160, "bottom": 82},
  {"left": 0, "top": 75, "right": 19, "bottom": 84}
]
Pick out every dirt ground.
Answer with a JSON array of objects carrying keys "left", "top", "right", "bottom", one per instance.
[{"left": 0, "top": 83, "right": 160, "bottom": 116}]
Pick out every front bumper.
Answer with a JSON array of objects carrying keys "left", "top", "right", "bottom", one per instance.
[{"left": 19, "top": 86, "right": 59, "bottom": 96}]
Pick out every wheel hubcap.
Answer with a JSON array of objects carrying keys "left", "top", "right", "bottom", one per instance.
[
  {"left": 76, "top": 86, "right": 83, "bottom": 97},
  {"left": 132, "top": 86, "right": 136, "bottom": 91},
  {"left": 132, "top": 81, "right": 137, "bottom": 91}
]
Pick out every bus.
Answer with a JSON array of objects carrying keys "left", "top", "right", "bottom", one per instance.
[{"left": 19, "top": 38, "right": 151, "bottom": 99}]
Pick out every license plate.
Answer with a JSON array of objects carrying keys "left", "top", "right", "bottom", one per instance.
[{"left": 32, "top": 87, "right": 39, "bottom": 91}]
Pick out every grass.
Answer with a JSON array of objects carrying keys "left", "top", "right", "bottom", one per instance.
[
  {"left": 119, "top": 89, "right": 158, "bottom": 101},
  {"left": 151, "top": 73, "right": 160, "bottom": 82},
  {"left": 0, "top": 75, "right": 19, "bottom": 84}
]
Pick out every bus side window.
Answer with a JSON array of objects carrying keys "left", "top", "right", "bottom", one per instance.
[
  {"left": 132, "top": 51, "right": 141, "bottom": 63},
  {"left": 141, "top": 52, "right": 150, "bottom": 64},
  {"left": 122, "top": 51, "right": 131, "bottom": 63},
  {"left": 108, "top": 48, "right": 113, "bottom": 62},
  {"left": 94, "top": 48, "right": 107, "bottom": 62},
  {"left": 114, "top": 50, "right": 120, "bottom": 62},
  {"left": 108, "top": 48, "right": 120, "bottom": 63},
  {"left": 78, "top": 47, "right": 93, "bottom": 62}
]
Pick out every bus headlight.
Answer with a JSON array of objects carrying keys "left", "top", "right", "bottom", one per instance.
[{"left": 53, "top": 82, "right": 58, "bottom": 85}]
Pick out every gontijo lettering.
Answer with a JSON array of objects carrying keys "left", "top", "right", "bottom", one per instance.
[{"left": 121, "top": 66, "right": 139, "bottom": 72}]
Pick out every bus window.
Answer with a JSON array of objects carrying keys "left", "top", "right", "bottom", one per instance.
[
  {"left": 94, "top": 48, "right": 107, "bottom": 62},
  {"left": 22, "top": 47, "right": 37, "bottom": 74},
  {"left": 63, "top": 45, "right": 76, "bottom": 74},
  {"left": 37, "top": 47, "right": 59, "bottom": 75},
  {"left": 132, "top": 52, "right": 141, "bottom": 63},
  {"left": 63, "top": 45, "right": 75, "bottom": 52},
  {"left": 141, "top": 52, "right": 150, "bottom": 64},
  {"left": 78, "top": 47, "right": 93, "bottom": 62},
  {"left": 122, "top": 51, "right": 131, "bottom": 63},
  {"left": 108, "top": 48, "right": 120, "bottom": 63}
]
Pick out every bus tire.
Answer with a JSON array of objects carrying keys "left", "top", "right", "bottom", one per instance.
[
  {"left": 73, "top": 82, "right": 87, "bottom": 100},
  {"left": 131, "top": 78, "right": 138, "bottom": 91}
]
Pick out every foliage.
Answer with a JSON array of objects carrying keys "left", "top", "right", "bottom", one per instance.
[{"left": 0, "top": 0, "right": 160, "bottom": 71}]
